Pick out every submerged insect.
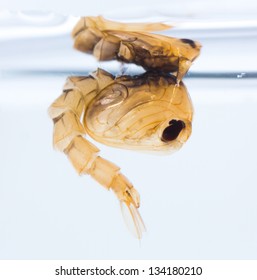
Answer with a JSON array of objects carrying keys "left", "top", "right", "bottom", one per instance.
[
  {"left": 49, "top": 16, "right": 200, "bottom": 239},
  {"left": 72, "top": 16, "right": 201, "bottom": 83}
]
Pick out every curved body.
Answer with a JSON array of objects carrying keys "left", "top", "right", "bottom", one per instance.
[{"left": 49, "top": 16, "right": 200, "bottom": 239}]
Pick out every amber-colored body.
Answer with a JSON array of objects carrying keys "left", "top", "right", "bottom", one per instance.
[{"left": 49, "top": 16, "right": 200, "bottom": 239}]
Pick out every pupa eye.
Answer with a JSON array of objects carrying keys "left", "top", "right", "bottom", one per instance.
[{"left": 161, "top": 120, "right": 185, "bottom": 142}]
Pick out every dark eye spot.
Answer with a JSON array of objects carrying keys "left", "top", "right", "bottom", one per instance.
[
  {"left": 161, "top": 120, "right": 185, "bottom": 142},
  {"left": 180, "top": 38, "right": 196, "bottom": 48}
]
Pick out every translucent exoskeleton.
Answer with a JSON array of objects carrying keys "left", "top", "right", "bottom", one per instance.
[
  {"left": 49, "top": 16, "right": 200, "bottom": 239},
  {"left": 48, "top": 69, "right": 193, "bottom": 239},
  {"left": 72, "top": 16, "right": 201, "bottom": 83}
]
